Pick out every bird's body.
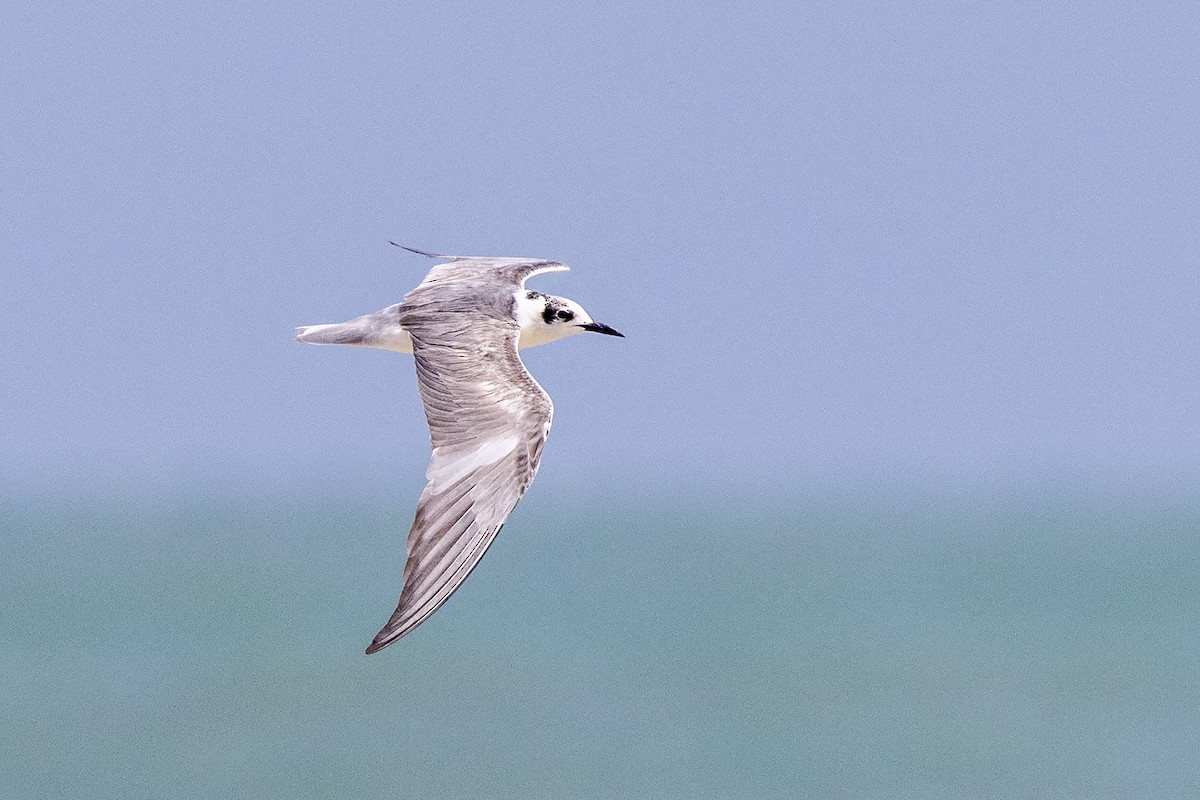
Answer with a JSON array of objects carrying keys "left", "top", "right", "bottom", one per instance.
[{"left": 297, "top": 248, "right": 622, "bottom": 653}]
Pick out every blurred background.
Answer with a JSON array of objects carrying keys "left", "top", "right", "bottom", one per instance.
[{"left": 3, "top": 2, "right": 1198, "bottom": 797}]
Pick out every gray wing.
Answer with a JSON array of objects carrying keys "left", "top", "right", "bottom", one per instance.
[
  {"left": 392, "top": 244, "right": 570, "bottom": 289},
  {"left": 365, "top": 279, "right": 554, "bottom": 653}
]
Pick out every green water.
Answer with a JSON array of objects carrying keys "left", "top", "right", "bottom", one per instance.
[{"left": 2, "top": 494, "right": 1197, "bottom": 798}]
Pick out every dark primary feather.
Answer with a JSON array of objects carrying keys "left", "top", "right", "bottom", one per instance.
[{"left": 389, "top": 242, "right": 449, "bottom": 259}]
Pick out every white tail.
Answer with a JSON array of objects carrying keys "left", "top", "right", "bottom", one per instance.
[
  {"left": 295, "top": 323, "right": 369, "bottom": 346},
  {"left": 295, "top": 314, "right": 414, "bottom": 354}
]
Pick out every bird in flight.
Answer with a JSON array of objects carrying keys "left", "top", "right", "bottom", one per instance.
[{"left": 297, "top": 245, "right": 624, "bottom": 653}]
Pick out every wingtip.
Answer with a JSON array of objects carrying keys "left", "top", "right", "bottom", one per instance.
[
  {"left": 365, "top": 614, "right": 406, "bottom": 654},
  {"left": 365, "top": 629, "right": 398, "bottom": 655},
  {"left": 389, "top": 242, "right": 453, "bottom": 260}
]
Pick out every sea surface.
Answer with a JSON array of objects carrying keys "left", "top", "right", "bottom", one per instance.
[{"left": 2, "top": 492, "right": 1197, "bottom": 798}]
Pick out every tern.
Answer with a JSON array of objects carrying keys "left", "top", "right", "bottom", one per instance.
[{"left": 297, "top": 245, "right": 623, "bottom": 653}]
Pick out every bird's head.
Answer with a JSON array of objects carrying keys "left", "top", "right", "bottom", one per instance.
[{"left": 515, "top": 290, "right": 624, "bottom": 349}]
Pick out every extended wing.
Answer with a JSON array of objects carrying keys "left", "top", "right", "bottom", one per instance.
[{"left": 365, "top": 275, "right": 553, "bottom": 653}]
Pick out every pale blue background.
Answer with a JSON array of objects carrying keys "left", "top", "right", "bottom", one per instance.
[
  {"left": 4, "top": 3, "right": 1199, "bottom": 798},
  {"left": 6, "top": 1, "right": 1197, "bottom": 497}
]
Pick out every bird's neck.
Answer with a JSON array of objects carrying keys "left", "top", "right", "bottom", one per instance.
[{"left": 514, "top": 291, "right": 567, "bottom": 349}]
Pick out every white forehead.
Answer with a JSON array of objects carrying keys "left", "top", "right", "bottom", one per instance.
[{"left": 551, "top": 295, "right": 585, "bottom": 310}]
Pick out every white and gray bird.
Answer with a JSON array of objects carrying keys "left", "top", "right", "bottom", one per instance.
[{"left": 297, "top": 245, "right": 623, "bottom": 653}]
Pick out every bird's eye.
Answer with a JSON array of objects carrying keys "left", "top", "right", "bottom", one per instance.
[{"left": 556, "top": 309, "right": 574, "bottom": 321}]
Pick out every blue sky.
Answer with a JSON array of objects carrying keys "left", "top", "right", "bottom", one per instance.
[{"left": 4, "top": 2, "right": 1197, "bottom": 497}]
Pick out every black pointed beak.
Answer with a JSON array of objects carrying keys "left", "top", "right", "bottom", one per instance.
[{"left": 579, "top": 321, "right": 624, "bottom": 338}]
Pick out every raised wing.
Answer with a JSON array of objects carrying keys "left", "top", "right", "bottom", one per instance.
[
  {"left": 365, "top": 280, "right": 553, "bottom": 653},
  {"left": 390, "top": 243, "right": 569, "bottom": 289}
]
